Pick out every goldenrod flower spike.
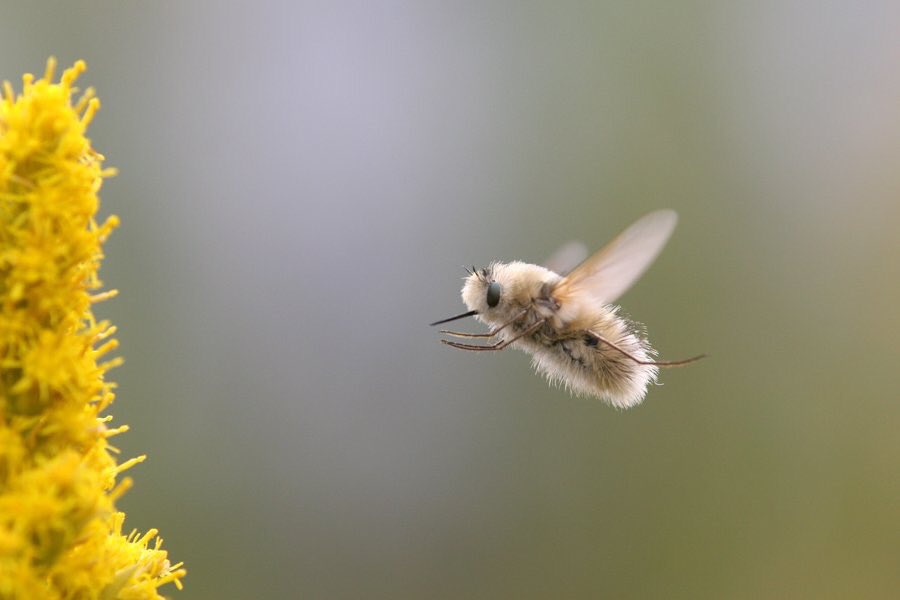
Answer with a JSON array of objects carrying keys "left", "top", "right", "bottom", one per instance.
[{"left": 0, "top": 59, "right": 185, "bottom": 598}]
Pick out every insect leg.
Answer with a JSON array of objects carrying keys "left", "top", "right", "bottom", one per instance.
[
  {"left": 440, "top": 309, "right": 529, "bottom": 339},
  {"left": 587, "top": 331, "right": 706, "bottom": 367},
  {"left": 440, "top": 331, "right": 496, "bottom": 339},
  {"left": 442, "top": 318, "right": 547, "bottom": 352},
  {"left": 441, "top": 339, "right": 504, "bottom": 351}
]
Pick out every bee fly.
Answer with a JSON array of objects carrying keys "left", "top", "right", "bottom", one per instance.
[{"left": 430, "top": 210, "right": 704, "bottom": 408}]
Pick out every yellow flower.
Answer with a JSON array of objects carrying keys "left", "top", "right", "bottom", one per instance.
[{"left": 0, "top": 59, "right": 185, "bottom": 598}]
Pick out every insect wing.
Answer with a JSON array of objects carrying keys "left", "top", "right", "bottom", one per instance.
[
  {"left": 542, "top": 240, "right": 589, "bottom": 276},
  {"left": 552, "top": 210, "right": 678, "bottom": 305}
]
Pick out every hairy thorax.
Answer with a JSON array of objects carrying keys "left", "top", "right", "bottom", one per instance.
[{"left": 460, "top": 261, "right": 657, "bottom": 408}]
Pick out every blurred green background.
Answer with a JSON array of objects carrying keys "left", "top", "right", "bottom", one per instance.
[{"left": 3, "top": 2, "right": 899, "bottom": 598}]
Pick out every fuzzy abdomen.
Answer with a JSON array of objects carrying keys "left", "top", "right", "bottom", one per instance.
[{"left": 511, "top": 307, "right": 658, "bottom": 409}]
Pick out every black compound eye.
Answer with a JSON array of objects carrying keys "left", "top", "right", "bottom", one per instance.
[{"left": 486, "top": 281, "right": 502, "bottom": 308}]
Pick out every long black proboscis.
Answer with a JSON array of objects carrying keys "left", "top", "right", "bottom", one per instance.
[{"left": 429, "top": 310, "right": 478, "bottom": 326}]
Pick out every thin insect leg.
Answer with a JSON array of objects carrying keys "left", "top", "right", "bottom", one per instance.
[
  {"left": 439, "top": 330, "right": 496, "bottom": 339},
  {"left": 441, "top": 319, "right": 544, "bottom": 351},
  {"left": 441, "top": 339, "right": 504, "bottom": 351},
  {"left": 442, "top": 318, "right": 547, "bottom": 352},
  {"left": 588, "top": 331, "right": 706, "bottom": 368},
  {"left": 440, "top": 309, "right": 529, "bottom": 339}
]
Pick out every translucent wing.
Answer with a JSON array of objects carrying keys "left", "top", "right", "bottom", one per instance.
[
  {"left": 542, "top": 240, "right": 589, "bottom": 276},
  {"left": 552, "top": 210, "right": 677, "bottom": 305}
]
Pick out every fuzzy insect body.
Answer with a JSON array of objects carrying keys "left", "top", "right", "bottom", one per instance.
[{"left": 431, "top": 211, "right": 702, "bottom": 408}]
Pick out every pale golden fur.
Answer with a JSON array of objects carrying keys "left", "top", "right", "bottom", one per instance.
[
  {"left": 436, "top": 211, "right": 700, "bottom": 407},
  {"left": 460, "top": 261, "right": 657, "bottom": 408}
]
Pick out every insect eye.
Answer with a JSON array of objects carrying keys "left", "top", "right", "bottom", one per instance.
[{"left": 486, "top": 281, "right": 502, "bottom": 308}]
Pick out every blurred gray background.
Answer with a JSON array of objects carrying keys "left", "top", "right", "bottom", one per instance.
[{"left": 3, "top": 2, "right": 899, "bottom": 598}]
